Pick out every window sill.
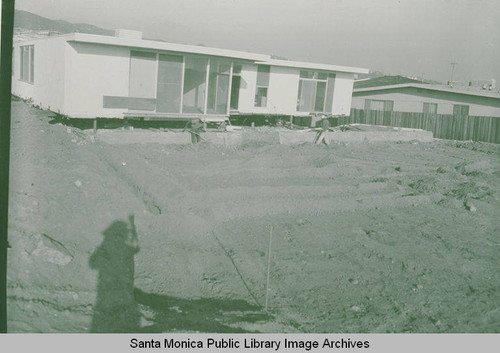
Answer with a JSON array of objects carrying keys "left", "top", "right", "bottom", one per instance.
[{"left": 19, "top": 79, "right": 34, "bottom": 85}]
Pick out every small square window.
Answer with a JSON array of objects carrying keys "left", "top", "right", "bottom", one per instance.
[
  {"left": 423, "top": 102, "right": 437, "bottom": 114},
  {"left": 453, "top": 104, "right": 469, "bottom": 116}
]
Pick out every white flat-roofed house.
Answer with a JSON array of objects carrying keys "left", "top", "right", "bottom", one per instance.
[{"left": 12, "top": 29, "right": 368, "bottom": 122}]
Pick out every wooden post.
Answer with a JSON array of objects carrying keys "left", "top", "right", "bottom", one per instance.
[
  {"left": 265, "top": 225, "right": 273, "bottom": 312},
  {"left": 93, "top": 118, "right": 98, "bottom": 134},
  {"left": 463, "top": 116, "right": 468, "bottom": 140},
  {"left": 487, "top": 117, "right": 493, "bottom": 143},
  {"left": 289, "top": 115, "right": 293, "bottom": 126},
  {"left": 203, "top": 58, "right": 210, "bottom": 115}
]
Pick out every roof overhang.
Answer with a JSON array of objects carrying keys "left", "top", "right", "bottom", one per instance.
[
  {"left": 353, "top": 83, "right": 500, "bottom": 100},
  {"left": 256, "top": 59, "right": 369, "bottom": 74},
  {"left": 15, "top": 32, "right": 370, "bottom": 74},
  {"left": 68, "top": 33, "right": 271, "bottom": 61}
]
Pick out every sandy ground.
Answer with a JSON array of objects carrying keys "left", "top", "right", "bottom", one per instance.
[{"left": 7, "top": 100, "right": 500, "bottom": 333}]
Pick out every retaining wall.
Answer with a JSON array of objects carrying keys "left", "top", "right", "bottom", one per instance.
[{"left": 95, "top": 127, "right": 434, "bottom": 145}]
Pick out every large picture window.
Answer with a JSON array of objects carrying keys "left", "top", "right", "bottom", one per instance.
[
  {"left": 183, "top": 57, "right": 208, "bottom": 114},
  {"left": 297, "top": 70, "right": 334, "bottom": 112},
  {"left": 156, "top": 54, "right": 183, "bottom": 113},
  {"left": 364, "top": 99, "right": 394, "bottom": 112},
  {"left": 20, "top": 45, "right": 34, "bottom": 84},
  {"left": 207, "top": 60, "right": 231, "bottom": 115},
  {"left": 126, "top": 51, "right": 233, "bottom": 115},
  {"left": 129, "top": 51, "right": 157, "bottom": 99}
]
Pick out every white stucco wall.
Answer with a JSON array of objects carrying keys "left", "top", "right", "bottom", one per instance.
[
  {"left": 65, "top": 42, "right": 130, "bottom": 118},
  {"left": 238, "top": 64, "right": 302, "bottom": 115},
  {"left": 11, "top": 36, "right": 360, "bottom": 119},
  {"left": 352, "top": 91, "right": 500, "bottom": 117},
  {"left": 331, "top": 72, "right": 355, "bottom": 116},
  {"left": 237, "top": 65, "right": 356, "bottom": 116},
  {"left": 267, "top": 66, "right": 301, "bottom": 116},
  {"left": 236, "top": 64, "right": 258, "bottom": 113},
  {"left": 12, "top": 37, "right": 67, "bottom": 114}
]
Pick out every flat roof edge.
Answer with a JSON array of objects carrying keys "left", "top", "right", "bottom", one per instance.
[
  {"left": 353, "top": 83, "right": 500, "bottom": 99},
  {"left": 13, "top": 32, "right": 369, "bottom": 73},
  {"left": 70, "top": 33, "right": 271, "bottom": 61},
  {"left": 13, "top": 33, "right": 76, "bottom": 45},
  {"left": 257, "top": 59, "right": 369, "bottom": 74}
]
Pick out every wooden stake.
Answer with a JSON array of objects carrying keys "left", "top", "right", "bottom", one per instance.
[{"left": 265, "top": 225, "right": 273, "bottom": 312}]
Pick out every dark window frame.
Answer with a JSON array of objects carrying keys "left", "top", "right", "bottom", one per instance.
[
  {"left": 296, "top": 70, "right": 334, "bottom": 113},
  {"left": 423, "top": 102, "right": 438, "bottom": 114},
  {"left": 254, "top": 65, "right": 270, "bottom": 107},
  {"left": 364, "top": 99, "right": 394, "bottom": 112},
  {"left": 453, "top": 104, "right": 469, "bottom": 116}
]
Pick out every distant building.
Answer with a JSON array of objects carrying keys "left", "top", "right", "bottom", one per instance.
[
  {"left": 352, "top": 80, "right": 500, "bottom": 117},
  {"left": 353, "top": 75, "right": 425, "bottom": 89},
  {"left": 467, "top": 79, "right": 496, "bottom": 90},
  {"left": 11, "top": 30, "right": 368, "bottom": 122}
]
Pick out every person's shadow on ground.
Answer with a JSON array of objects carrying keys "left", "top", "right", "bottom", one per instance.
[
  {"left": 89, "top": 216, "right": 140, "bottom": 333},
  {"left": 134, "top": 288, "right": 269, "bottom": 333},
  {"left": 89, "top": 216, "right": 271, "bottom": 333}
]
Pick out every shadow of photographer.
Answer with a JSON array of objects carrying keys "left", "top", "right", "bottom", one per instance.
[
  {"left": 89, "top": 216, "right": 271, "bottom": 333},
  {"left": 89, "top": 215, "right": 140, "bottom": 333}
]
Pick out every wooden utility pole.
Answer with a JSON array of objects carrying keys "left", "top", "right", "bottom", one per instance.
[{"left": 449, "top": 62, "right": 458, "bottom": 85}]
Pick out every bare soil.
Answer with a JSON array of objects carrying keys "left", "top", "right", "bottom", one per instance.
[{"left": 7, "top": 100, "right": 500, "bottom": 333}]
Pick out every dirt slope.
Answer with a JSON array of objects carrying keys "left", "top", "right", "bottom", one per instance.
[{"left": 7, "top": 100, "right": 500, "bottom": 332}]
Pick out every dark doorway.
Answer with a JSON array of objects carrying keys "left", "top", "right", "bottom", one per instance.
[{"left": 230, "top": 75, "right": 241, "bottom": 110}]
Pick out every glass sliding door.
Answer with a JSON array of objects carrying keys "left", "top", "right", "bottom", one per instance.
[
  {"left": 230, "top": 64, "right": 242, "bottom": 110},
  {"left": 324, "top": 74, "right": 336, "bottom": 113},
  {"left": 129, "top": 51, "right": 157, "bottom": 99},
  {"left": 297, "top": 70, "right": 333, "bottom": 113},
  {"left": 156, "top": 54, "right": 183, "bottom": 113},
  {"left": 207, "top": 60, "right": 231, "bottom": 115},
  {"left": 297, "top": 80, "right": 316, "bottom": 112},
  {"left": 182, "top": 56, "right": 208, "bottom": 114},
  {"left": 314, "top": 81, "right": 327, "bottom": 112}
]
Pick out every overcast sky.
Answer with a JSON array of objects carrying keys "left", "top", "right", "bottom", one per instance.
[{"left": 14, "top": 0, "right": 500, "bottom": 84}]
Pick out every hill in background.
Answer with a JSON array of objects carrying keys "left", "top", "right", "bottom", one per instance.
[{"left": 14, "top": 9, "right": 113, "bottom": 40}]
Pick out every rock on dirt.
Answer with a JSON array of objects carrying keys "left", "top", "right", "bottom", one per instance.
[
  {"left": 464, "top": 200, "right": 477, "bottom": 212},
  {"left": 295, "top": 218, "right": 311, "bottom": 226},
  {"left": 351, "top": 305, "right": 363, "bottom": 312},
  {"left": 27, "top": 233, "right": 73, "bottom": 266}
]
